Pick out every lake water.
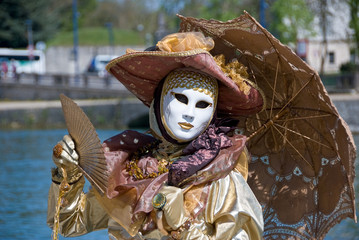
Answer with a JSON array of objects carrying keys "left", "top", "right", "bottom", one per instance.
[{"left": 0, "top": 129, "right": 358, "bottom": 240}]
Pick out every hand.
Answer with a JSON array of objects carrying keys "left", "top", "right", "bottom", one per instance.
[
  {"left": 52, "top": 135, "right": 79, "bottom": 171},
  {"left": 158, "top": 185, "right": 187, "bottom": 230}
]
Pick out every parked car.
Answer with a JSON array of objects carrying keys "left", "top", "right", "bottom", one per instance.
[{"left": 86, "top": 55, "right": 117, "bottom": 77}]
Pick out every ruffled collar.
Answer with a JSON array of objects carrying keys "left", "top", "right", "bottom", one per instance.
[
  {"left": 101, "top": 126, "right": 247, "bottom": 235},
  {"left": 104, "top": 116, "right": 243, "bottom": 197}
]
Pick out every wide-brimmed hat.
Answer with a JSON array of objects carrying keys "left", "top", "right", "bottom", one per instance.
[{"left": 106, "top": 32, "right": 264, "bottom": 116}]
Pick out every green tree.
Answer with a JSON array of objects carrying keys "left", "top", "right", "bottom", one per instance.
[
  {"left": 197, "top": 0, "right": 260, "bottom": 21},
  {"left": 0, "top": 0, "right": 61, "bottom": 48},
  {"left": 347, "top": 0, "right": 359, "bottom": 64},
  {"left": 79, "top": 0, "right": 157, "bottom": 38},
  {"left": 158, "top": 0, "right": 260, "bottom": 34},
  {"left": 268, "top": 0, "right": 315, "bottom": 45},
  {"left": 56, "top": 0, "right": 97, "bottom": 31},
  {"left": 0, "top": 0, "right": 99, "bottom": 48}
]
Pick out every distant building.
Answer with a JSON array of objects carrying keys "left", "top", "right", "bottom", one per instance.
[
  {"left": 295, "top": 2, "right": 354, "bottom": 74},
  {"left": 300, "top": 39, "right": 353, "bottom": 74}
]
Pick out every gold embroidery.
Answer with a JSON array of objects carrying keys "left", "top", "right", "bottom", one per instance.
[
  {"left": 162, "top": 69, "right": 218, "bottom": 100},
  {"left": 126, "top": 140, "right": 183, "bottom": 180}
]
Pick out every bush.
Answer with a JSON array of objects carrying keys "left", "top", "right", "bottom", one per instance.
[{"left": 340, "top": 62, "right": 358, "bottom": 73}]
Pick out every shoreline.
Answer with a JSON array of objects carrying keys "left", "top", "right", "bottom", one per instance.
[{"left": 1, "top": 93, "right": 359, "bottom": 133}]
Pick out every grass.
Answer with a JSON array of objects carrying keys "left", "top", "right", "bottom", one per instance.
[{"left": 47, "top": 27, "right": 145, "bottom": 46}]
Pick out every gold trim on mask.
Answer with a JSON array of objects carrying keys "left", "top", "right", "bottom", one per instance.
[
  {"left": 160, "top": 69, "right": 218, "bottom": 143},
  {"left": 163, "top": 69, "right": 218, "bottom": 100}
]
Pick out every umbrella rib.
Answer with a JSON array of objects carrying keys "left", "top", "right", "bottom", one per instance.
[
  {"left": 245, "top": 62, "right": 273, "bottom": 123},
  {"left": 276, "top": 114, "right": 332, "bottom": 122},
  {"left": 246, "top": 122, "right": 271, "bottom": 146},
  {"left": 245, "top": 12, "right": 317, "bottom": 120},
  {"left": 180, "top": 16, "right": 357, "bottom": 236},
  {"left": 270, "top": 61, "right": 280, "bottom": 119},
  {"left": 246, "top": 60, "right": 280, "bottom": 124},
  {"left": 291, "top": 109, "right": 339, "bottom": 152},
  {"left": 273, "top": 123, "right": 332, "bottom": 150},
  {"left": 247, "top": 60, "right": 282, "bottom": 102},
  {"left": 245, "top": 12, "right": 289, "bottom": 101},
  {"left": 277, "top": 74, "right": 315, "bottom": 116},
  {"left": 271, "top": 124, "right": 313, "bottom": 168}
]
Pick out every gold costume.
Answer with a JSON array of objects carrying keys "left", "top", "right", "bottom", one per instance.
[
  {"left": 48, "top": 31, "right": 264, "bottom": 239},
  {"left": 47, "top": 149, "right": 263, "bottom": 239}
]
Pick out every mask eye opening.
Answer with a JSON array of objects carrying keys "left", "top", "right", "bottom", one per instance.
[
  {"left": 171, "top": 92, "right": 188, "bottom": 104},
  {"left": 196, "top": 101, "right": 212, "bottom": 109}
]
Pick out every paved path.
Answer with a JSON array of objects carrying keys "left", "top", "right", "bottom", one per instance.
[
  {"left": 328, "top": 93, "right": 359, "bottom": 101},
  {"left": 0, "top": 98, "right": 121, "bottom": 110}
]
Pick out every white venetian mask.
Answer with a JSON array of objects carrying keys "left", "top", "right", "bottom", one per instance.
[{"left": 161, "top": 69, "right": 218, "bottom": 142}]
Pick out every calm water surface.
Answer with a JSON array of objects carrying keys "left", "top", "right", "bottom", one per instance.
[{"left": 0, "top": 129, "right": 358, "bottom": 240}]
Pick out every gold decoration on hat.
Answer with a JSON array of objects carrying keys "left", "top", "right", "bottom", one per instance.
[
  {"left": 157, "top": 32, "right": 214, "bottom": 52},
  {"left": 214, "top": 54, "right": 251, "bottom": 96},
  {"left": 156, "top": 32, "right": 251, "bottom": 97}
]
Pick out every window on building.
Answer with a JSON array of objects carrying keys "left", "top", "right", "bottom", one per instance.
[{"left": 328, "top": 52, "right": 335, "bottom": 64}]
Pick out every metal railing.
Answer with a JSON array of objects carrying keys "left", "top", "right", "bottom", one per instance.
[
  {"left": 0, "top": 72, "right": 126, "bottom": 90},
  {"left": 320, "top": 72, "right": 359, "bottom": 93},
  {"left": 0, "top": 73, "right": 133, "bottom": 100}
]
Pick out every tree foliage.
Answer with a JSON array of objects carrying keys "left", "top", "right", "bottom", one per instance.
[
  {"left": 57, "top": 0, "right": 98, "bottom": 31},
  {"left": 2, "top": 0, "right": 350, "bottom": 51},
  {"left": 188, "top": 0, "right": 259, "bottom": 22},
  {"left": 0, "top": 0, "right": 61, "bottom": 48},
  {"left": 268, "top": 0, "right": 315, "bottom": 45},
  {"left": 347, "top": 0, "right": 359, "bottom": 61},
  {"left": 158, "top": 0, "right": 260, "bottom": 32},
  {"left": 0, "top": 0, "right": 100, "bottom": 48},
  {"left": 157, "top": 0, "right": 315, "bottom": 47}
]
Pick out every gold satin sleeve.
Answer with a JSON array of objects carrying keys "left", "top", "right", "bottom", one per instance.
[
  {"left": 47, "top": 146, "right": 262, "bottom": 240},
  {"left": 47, "top": 176, "right": 109, "bottom": 237},
  {"left": 235, "top": 147, "right": 250, "bottom": 181},
  {"left": 156, "top": 147, "right": 262, "bottom": 239},
  {"left": 181, "top": 171, "right": 264, "bottom": 240}
]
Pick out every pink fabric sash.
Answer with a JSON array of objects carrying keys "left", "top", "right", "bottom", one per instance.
[{"left": 103, "top": 130, "right": 247, "bottom": 220}]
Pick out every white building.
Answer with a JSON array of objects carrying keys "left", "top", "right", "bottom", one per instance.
[
  {"left": 296, "top": 2, "right": 354, "bottom": 74},
  {"left": 304, "top": 39, "right": 352, "bottom": 74}
]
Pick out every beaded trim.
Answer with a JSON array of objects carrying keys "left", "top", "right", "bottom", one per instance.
[
  {"left": 170, "top": 217, "right": 193, "bottom": 239},
  {"left": 162, "top": 69, "right": 218, "bottom": 100}
]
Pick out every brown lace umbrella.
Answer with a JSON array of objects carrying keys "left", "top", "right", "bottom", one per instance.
[{"left": 179, "top": 12, "right": 356, "bottom": 240}]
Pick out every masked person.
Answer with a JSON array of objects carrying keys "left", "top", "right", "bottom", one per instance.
[{"left": 47, "top": 32, "right": 265, "bottom": 239}]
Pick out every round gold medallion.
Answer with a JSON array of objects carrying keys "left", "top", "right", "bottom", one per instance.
[{"left": 152, "top": 193, "right": 166, "bottom": 210}]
